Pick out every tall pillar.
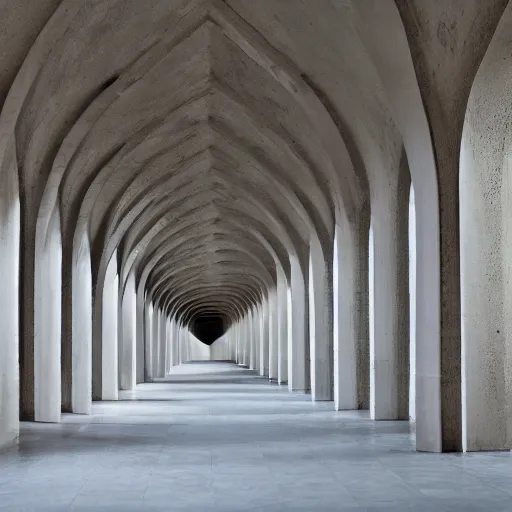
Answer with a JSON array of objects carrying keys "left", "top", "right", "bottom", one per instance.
[
  {"left": 260, "top": 299, "right": 269, "bottom": 377},
  {"left": 178, "top": 325, "right": 183, "bottom": 363},
  {"left": 369, "top": 176, "right": 409, "bottom": 420},
  {"left": 0, "top": 148, "right": 19, "bottom": 448},
  {"left": 168, "top": 318, "right": 176, "bottom": 372},
  {"left": 277, "top": 266, "right": 288, "bottom": 384},
  {"left": 158, "top": 312, "right": 166, "bottom": 377},
  {"left": 243, "top": 317, "right": 249, "bottom": 367},
  {"left": 309, "top": 236, "right": 333, "bottom": 401},
  {"left": 288, "top": 255, "right": 307, "bottom": 391},
  {"left": 119, "top": 271, "right": 136, "bottom": 391},
  {"left": 249, "top": 309, "right": 256, "bottom": 370},
  {"left": 34, "top": 205, "right": 62, "bottom": 422},
  {"left": 144, "top": 302, "right": 153, "bottom": 379},
  {"left": 152, "top": 308, "right": 160, "bottom": 376},
  {"left": 171, "top": 319, "right": 178, "bottom": 366},
  {"left": 135, "top": 287, "right": 145, "bottom": 385},
  {"left": 101, "top": 254, "right": 118, "bottom": 400},
  {"left": 236, "top": 322, "right": 242, "bottom": 364},
  {"left": 333, "top": 212, "right": 368, "bottom": 410},
  {"left": 71, "top": 229, "right": 93, "bottom": 412},
  {"left": 268, "top": 288, "right": 278, "bottom": 380}
]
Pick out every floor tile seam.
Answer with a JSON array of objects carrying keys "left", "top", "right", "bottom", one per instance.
[{"left": 67, "top": 466, "right": 96, "bottom": 507}]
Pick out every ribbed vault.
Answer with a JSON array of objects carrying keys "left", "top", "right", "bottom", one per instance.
[
  {"left": 7, "top": 0, "right": 498, "bottom": 456},
  {"left": 26, "top": 1, "right": 369, "bottom": 346}
]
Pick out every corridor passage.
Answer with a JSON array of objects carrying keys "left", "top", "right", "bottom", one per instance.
[{"left": 1, "top": 362, "right": 512, "bottom": 511}]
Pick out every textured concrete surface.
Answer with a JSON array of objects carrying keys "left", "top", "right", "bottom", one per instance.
[
  {"left": 2, "top": 363, "right": 512, "bottom": 511},
  {"left": 1, "top": 0, "right": 512, "bottom": 457},
  {"left": 460, "top": 2, "right": 512, "bottom": 451}
]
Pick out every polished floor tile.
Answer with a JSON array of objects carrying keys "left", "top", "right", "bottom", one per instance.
[{"left": 1, "top": 362, "right": 511, "bottom": 511}]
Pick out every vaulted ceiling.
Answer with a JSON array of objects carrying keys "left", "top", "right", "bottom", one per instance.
[{"left": 2, "top": 0, "right": 415, "bottom": 335}]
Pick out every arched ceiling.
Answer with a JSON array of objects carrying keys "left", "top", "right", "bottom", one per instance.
[{"left": 1, "top": 0, "right": 416, "bottom": 335}]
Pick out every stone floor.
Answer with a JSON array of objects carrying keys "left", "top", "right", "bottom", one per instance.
[{"left": 1, "top": 362, "right": 512, "bottom": 511}]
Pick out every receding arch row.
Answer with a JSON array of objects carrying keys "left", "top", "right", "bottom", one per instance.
[{"left": 2, "top": 0, "right": 489, "bottom": 459}]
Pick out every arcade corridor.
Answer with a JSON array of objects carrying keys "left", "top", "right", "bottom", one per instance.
[{"left": 1, "top": 362, "right": 511, "bottom": 512}]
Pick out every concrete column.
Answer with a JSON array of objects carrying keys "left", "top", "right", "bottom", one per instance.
[
  {"left": 231, "top": 329, "right": 236, "bottom": 361},
  {"left": 255, "top": 306, "right": 262, "bottom": 371},
  {"left": 159, "top": 312, "right": 166, "bottom": 377},
  {"left": 0, "top": 145, "right": 19, "bottom": 448},
  {"left": 34, "top": 205, "right": 62, "bottom": 422},
  {"left": 277, "top": 266, "right": 288, "bottom": 384},
  {"left": 235, "top": 322, "right": 241, "bottom": 363},
  {"left": 178, "top": 325, "right": 185, "bottom": 364},
  {"left": 164, "top": 318, "right": 170, "bottom": 374},
  {"left": 233, "top": 323, "right": 238, "bottom": 363},
  {"left": 268, "top": 288, "right": 278, "bottom": 380},
  {"left": 243, "top": 317, "right": 249, "bottom": 367},
  {"left": 152, "top": 308, "right": 160, "bottom": 376},
  {"left": 459, "top": 38, "right": 512, "bottom": 450},
  {"left": 237, "top": 320, "right": 242, "bottom": 365},
  {"left": 288, "top": 255, "right": 307, "bottom": 391},
  {"left": 135, "top": 287, "right": 145, "bottom": 385},
  {"left": 309, "top": 236, "right": 333, "bottom": 401},
  {"left": 227, "top": 328, "right": 234, "bottom": 361},
  {"left": 180, "top": 326, "right": 189, "bottom": 363},
  {"left": 409, "top": 189, "right": 416, "bottom": 421},
  {"left": 119, "top": 271, "right": 136, "bottom": 390},
  {"left": 255, "top": 306, "right": 261, "bottom": 371},
  {"left": 260, "top": 298, "right": 269, "bottom": 377},
  {"left": 144, "top": 302, "right": 153, "bottom": 379},
  {"left": 369, "top": 175, "right": 409, "bottom": 420},
  {"left": 168, "top": 318, "right": 174, "bottom": 370},
  {"left": 71, "top": 228, "right": 93, "bottom": 413},
  {"left": 101, "top": 254, "right": 118, "bottom": 400},
  {"left": 333, "top": 212, "right": 368, "bottom": 410},
  {"left": 173, "top": 320, "right": 179, "bottom": 366},
  {"left": 249, "top": 309, "right": 256, "bottom": 370}
]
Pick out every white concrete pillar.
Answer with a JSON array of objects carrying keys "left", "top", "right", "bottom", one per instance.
[
  {"left": 0, "top": 140, "right": 20, "bottom": 449},
  {"left": 152, "top": 308, "right": 160, "bottom": 376},
  {"left": 409, "top": 188, "right": 416, "bottom": 421},
  {"left": 159, "top": 312, "right": 166, "bottom": 377},
  {"left": 168, "top": 318, "right": 174, "bottom": 370},
  {"left": 165, "top": 318, "right": 170, "bottom": 374},
  {"left": 101, "top": 254, "right": 118, "bottom": 400},
  {"left": 119, "top": 271, "right": 136, "bottom": 390},
  {"left": 34, "top": 205, "right": 62, "bottom": 422},
  {"left": 277, "top": 266, "right": 288, "bottom": 384},
  {"left": 260, "top": 299, "right": 269, "bottom": 377},
  {"left": 144, "top": 301, "right": 153, "bottom": 379},
  {"left": 249, "top": 309, "right": 256, "bottom": 370},
  {"left": 369, "top": 183, "right": 409, "bottom": 420},
  {"left": 172, "top": 320, "right": 179, "bottom": 366},
  {"left": 460, "top": 64, "right": 512, "bottom": 450},
  {"left": 178, "top": 325, "right": 185, "bottom": 364},
  {"left": 309, "top": 237, "right": 332, "bottom": 401},
  {"left": 135, "top": 287, "right": 145, "bottom": 385},
  {"left": 233, "top": 323, "right": 238, "bottom": 362},
  {"left": 72, "top": 228, "right": 93, "bottom": 413},
  {"left": 230, "top": 329, "right": 236, "bottom": 361},
  {"left": 254, "top": 306, "right": 261, "bottom": 371},
  {"left": 333, "top": 214, "right": 358, "bottom": 410},
  {"left": 243, "top": 317, "right": 249, "bottom": 366},
  {"left": 235, "top": 322, "right": 241, "bottom": 363},
  {"left": 180, "top": 326, "right": 189, "bottom": 363},
  {"left": 288, "top": 255, "right": 307, "bottom": 391},
  {"left": 268, "top": 288, "right": 278, "bottom": 380},
  {"left": 230, "top": 324, "right": 234, "bottom": 361}
]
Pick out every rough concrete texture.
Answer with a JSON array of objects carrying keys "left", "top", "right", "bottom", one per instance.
[{"left": 0, "top": 0, "right": 511, "bottom": 455}]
